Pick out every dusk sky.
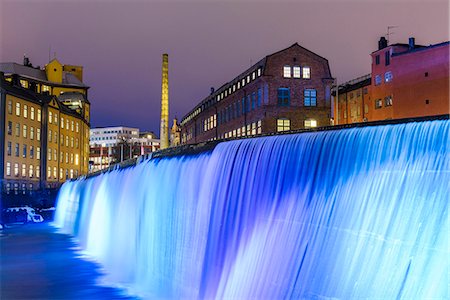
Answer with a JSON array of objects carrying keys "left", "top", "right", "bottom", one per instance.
[{"left": 1, "top": 0, "right": 448, "bottom": 134}]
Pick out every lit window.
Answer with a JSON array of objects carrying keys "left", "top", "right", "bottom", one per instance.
[
  {"left": 14, "top": 163, "right": 19, "bottom": 176},
  {"left": 23, "top": 125, "right": 27, "bottom": 138},
  {"left": 49, "top": 130, "right": 52, "bottom": 142},
  {"left": 15, "top": 123, "right": 20, "bottom": 137},
  {"left": 237, "top": 81, "right": 241, "bottom": 89},
  {"left": 37, "top": 109, "right": 41, "bottom": 122},
  {"left": 293, "top": 66, "right": 301, "bottom": 78},
  {"left": 53, "top": 167, "right": 57, "bottom": 179},
  {"left": 47, "top": 167, "right": 51, "bottom": 179},
  {"left": 385, "top": 96, "right": 393, "bottom": 106},
  {"left": 385, "top": 71, "right": 393, "bottom": 82},
  {"left": 37, "top": 128, "right": 41, "bottom": 141},
  {"left": 246, "top": 75, "right": 250, "bottom": 83},
  {"left": 61, "top": 117, "right": 64, "bottom": 128},
  {"left": 49, "top": 111, "right": 52, "bottom": 124},
  {"left": 283, "top": 66, "right": 291, "bottom": 78},
  {"left": 42, "top": 85, "right": 50, "bottom": 92},
  {"left": 37, "top": 147, "right": 40, "bottom": 160},
  {"left": 8, "top": 100, "right": 12, "bottom": 114},
  {"left": 375, "top": 75, "right": 382, "bottom": 85},
  {"left": 54, "top": 113, "right": 58, "bottom": 124},
  {"left": 22, "top": 164, "right": 26, "bottom": 177},
  {"left": 277, "top": 88, "right": 290, "bottom": 106},
  {"left": 241, "top": 78, "right": 245, "bottom": 86},
  {"left": 6, "top": 162, "right": 11, "bottom": 176},
  {"left": 30, "top": 107, "right": 35, "bottom": 120},
  {"left": 20, "top": 80, "right": 28, "bottom": 88},
  {"left": 252, "top": 72, "right": 256, "bottom": 80},
  {"left": 302, "top": 67, "right": 311, "bottom": 79},
  {"left": 48, "top": 149, "right": 52, "bottom": 161},
  {"left": 277, "top": 118, "right": 290, "bottom": 132},
  {"left": 23, "top": 105, "right": 28, "bottom": 118},
  {"left": 304, "top": 89, "right": 317, "bottom": 106},
  {"left": 257, "top": 68, "right": 262, "bottom": 76},
  {"left": 16, "top": 102, "right": 20, "bottom": 116},
  {"left": 304, "top": 119, "right": 317, "bottom": 128},
  {"left": 36, "top": 166, "right": 40, "bottom": 178},
  {"left": 29, "top": 165, "right": 33, "bottom": 178},
  {"left": 375, "top": 99, "right": 383, "bottom": 109}
]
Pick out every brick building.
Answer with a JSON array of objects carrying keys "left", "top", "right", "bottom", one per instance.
[
  {"left": 335, "top": 37, "right": 449, "bottom": 124},
  {"left": 180, "top": 43, "right": 334, "bottom": 144}
]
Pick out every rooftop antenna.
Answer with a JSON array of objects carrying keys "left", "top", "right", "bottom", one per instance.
[{"left": 386, "top": 26, "right": 399, "bottom": 44}]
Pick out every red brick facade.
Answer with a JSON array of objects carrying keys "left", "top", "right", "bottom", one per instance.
[{"left": 180, "top": 43, "right": 333, "bottom": 144}]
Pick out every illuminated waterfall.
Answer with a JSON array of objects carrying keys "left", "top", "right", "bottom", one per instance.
[{"left": 54, "top": 120, "right": 449, "bottom": 299}]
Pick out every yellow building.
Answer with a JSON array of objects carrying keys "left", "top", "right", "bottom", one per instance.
[{"left": 1, "top": 57, "right": 90, "bottom": 196}]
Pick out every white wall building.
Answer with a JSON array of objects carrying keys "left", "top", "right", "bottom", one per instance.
[{"left": 90, "top": 126, "right": 139, "bottom": 147}]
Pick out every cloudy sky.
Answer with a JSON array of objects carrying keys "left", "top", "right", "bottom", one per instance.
[{"left": 1, "top": 0, "right": 448, "bottom": 134}]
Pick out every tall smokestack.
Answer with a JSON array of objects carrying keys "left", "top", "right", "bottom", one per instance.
[{"left": 160, "top": 53, "right": 169, "bottom": 149}]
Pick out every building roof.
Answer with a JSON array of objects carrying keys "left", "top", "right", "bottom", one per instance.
[
  {"left": 0, "top": 62, "right": 88, "bottom": 88},
  {"left": 392, "top": 41, "right": 449, "bottom": 57}
]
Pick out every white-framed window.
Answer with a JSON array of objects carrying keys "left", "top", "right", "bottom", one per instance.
[
  {"left": 37, "top": 128, "right": 41, "bottom": 141},
  {"left": 304, "top": 119, "right": 317, "bottom": 128},
  {"left": 277, "top": 118, "right": 290, "bottom": 132},
  {"left": 22, "top": 164, "right": 26, "bottom": 177},
  {"left": 37, "top": 109, "right": 41, "bottom": 122},
  {"left": 23, "top": 125, "right": 27, "bottom": 138},
  {"left": 384, "top": 71, "right": 393, "bottom": 82},
  {"left": 36, "top": 166, "right": 40, "bottom": 178},
  {"left": 37, "top": 147, "right": 40, "bottom": 160},
  {"left": 16, "top": 102, "right": 20, "bottom": 116},
  {"left": 23, "top": 104, "right": 28, "bottom": 118},
  {"left": 49, "top": 111, "right": 53, "bottom": 124},
  {"left": 375, "top": 75, "right": 382, "bottom": 85},
  {"left": 283, "top": 65, "right": 291, "bottom": 78},
  {"left": 14, "top": 163, "right": 19, "bottom": 176},
  {"left": 29, "top": 165, "right": 34, "bottom": 178},
  {"left": 302, "top": 66, "right": 311, "bottom": 79},
  {"left": 61, "top": 117, "right": 64, "bottom": 128},
  {"left": 293, "top": 66, "right": 301, "bottom": 78},
  {"left": 30, "top": 107, "right": 35, "bottom": 120},
  {"left": 54, "top": 113, "right": 58, "bottom": 124},
  {"left": 6, "top": 162, "right": 11, "bottom": 176}
]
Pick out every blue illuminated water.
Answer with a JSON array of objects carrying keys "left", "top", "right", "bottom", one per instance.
[{"left": 54, "top": 120, "right": 449, "bottom": 299}]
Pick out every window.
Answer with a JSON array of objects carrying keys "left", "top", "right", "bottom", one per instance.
[
  {"left": 65, "top": 153, "right": 68, "bottom": 163},
  {"left": 15, "top": 143, "right": 19, "bottom": 157},
  {"left": 54, "top": 113, "right": 58, "bottom": 124},
  {"left": 42, "top": 85, "right": 50, "bottom": 92},
  {"left": 304, "top": 89, "right": 317, "bottom": 106},
  {"left": 29, "top": 165, "right": 34, "bottom": 178},
  {"left": 385, "top": 96, "right": 393, "bottom": 106},
  {"left": 61, "top": 117, "right": 64, "bottom": 128},
  {"left": 23, "top": 144, "right": 27, "bottom": 158},
  {"left": 36, "top": 166, "right": 40, "bottom": 178},
  {"left": 23, "top": 125, "right": 27, "bottom": 138},
  {"left": 375, "top": 75, "right": 382, "bottom": 85},
  {"left": 30, "top": 107, "right": 35, "bottom": 120},
  {"left": 30, "top": 127, "right": 34, "bottom": 140},
  {"left": 14, "top": 163, "right": 19, "bottom": 176},
  {"left": 37, "top": 147, "right": 40, "bottom": 160},
  {"left": 293, "top": 66, "right": 301, "bottom": 78},
  {"left": 302, "top": 67, "right": 311, "bottom": 79},
  {"left": 37, "top": 109, "right": 41, "bottom": 122},
  {"left": 277, "top": 88, "right": 290, "bottom": 106},
  {"left": 53, "top": 167, "right": 57, "bottom": 179},
  {"left": 363, "top": 87, "right": 368, "bottom": 95},
  {"left": 16, "top": 102, "right": 20, "bottom": 116},
  {"left": 6, "top": 162, "right": 11, "bottom": 176},
  {"left": 23, "top": 105, "right": 28, "bottom": 118},
  {"left": 277, "top": 118, "right": 290, "bottom": 132},
  {"left": 66, "top": 136, "right": 69, "bottom": 147},
  {"left": 385, "top": 71, "right": 393, "bottom": 82},
  {"left": 257, "top": 88, "right": 262, "bottom": 107},
  {"left": 257, "top": 68, "right": 262, "bottom": 76},
  {"left": 54, "top": 149, "right": 57, "bottom": 161},
  {"left": 7, "top": 142, "right": 11, "bottom": 156},
  {"left": 385, "top": 51, "right": 390, "bottom": 66},
  {"left": 66, "top": 119, "right": 69, "bottom": 130},
  {"left": 75, "top": 154, "right": 79, "bottom": 165},
  {"left": 375, "top": 99, "right": 383, "bottom": 109},
  {"left": 15, "top": 123, "right": 20, "bottom": 137},
  {"left": 364, "top": 104, "right": 369, "bottom": 114},
  {"left": 7, "top": 121, "right": 12, "bottom": 135},
  {"left": 283, "top": 66, "right": 291, "bottom": 78},
  {"left": 48, "top": 149, "right": 52, "bottom": 161},
  {"left": 8, "top": 100, "right": 12, "bottom": 114},
  {"left": 375, "top": 55, "right": 380, "bottom": 65},
  {"left": 37, "top": 128, "right": 41, "bottom": 141},
  {"left": 49, "top": 111, "right": 52, "bottom": 124},
  {"left": 30, "top": 146, "right": 34, "bottom": 158},
  {"left": 47, "top": 167, "right": 51, "bottom": 179},
  {"left": 22, "top": 164, "right": 26, "bottom": 177},
  {"left": 20, "top": 80, "right": 28, "bottom": 88},
  {"left": 251, "top": 92, "right": 256, "bottom": 110},
  {"left": 76, "top": 122, "right": 79, "bottom": 132},
  {"left": 304, "top": 119, "right": 318, "bottom": 128}
]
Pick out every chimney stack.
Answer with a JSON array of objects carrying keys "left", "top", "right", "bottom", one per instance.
[
  {"left": 408, "top": 37, "right": 415, "bottom": 50},
  {"left": 378, "top": 37, "right": 388, "bottom": 50},
  {"left": 210, "top": 87, "right": 215, "bottom": 95},
  {"left": 160, "top": 54, "right": 169, "bottom": 149}
]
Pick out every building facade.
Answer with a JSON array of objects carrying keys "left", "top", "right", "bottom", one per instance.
[
  {"left": 180, "top": 43, "right": 334, "bottom": 144},
  {"left": 89, "top": 126, "right": 160, "bottom": 173},
  {"left": 334, "top": 37, "right": 449, "bottom": 124},
  {"left": 1, "top": 57, "right": 90, "bottom": 196}
]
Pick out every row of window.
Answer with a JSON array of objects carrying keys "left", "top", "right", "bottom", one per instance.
[
  {"left": 203, "top": 114, "right": 217, "bottom": 132},
  {"left": 15, "top": 78, "right": 50, "bottom": 93},
  {"left": 283, "top": 65, "right": 311, "bottom": 79},
  {"left": 5, "top": 161, "right": 79, "bottom": 180},
  {"left": 49, "top": 150, "right": 79, "bottom": 165},
  {"left": 4, "top": 182, "right": 36, "bottom": 194},
  {"left": 6, "top": 121, "right": 41, "bottom": 140},
  {"left": 217, "top": 89, "right": 263, "bottom": 127},
  {"left": 375, "top": 96, "right": 393, "bottom": 109},
  {"left": 5, "top": 162, "right": 40, "bottom": 178},
  {"left": 183, "top": 68, "right": 263, "bottom": 124},
  {"left": 375, "top": 51, "right": 390, "bottom": 66},
  {"left": 276, "top": 118, "right": 318, "bottom": 132},
  {"left": 374, "top": 71, "right": 393, "bottom": 86},
  {"left": 6, "top": 142, "right": 40, "bottom": 159},
  {"left": 8, "top": 100, "right": 42, "bottom": 121},
  {"left": 221, "top": 120, "right": 263, "bottom": 139},
  {"left": 277, "top": 88, "right": 317, "bottom": 107}
]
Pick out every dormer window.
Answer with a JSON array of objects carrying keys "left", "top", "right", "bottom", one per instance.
[{"left": 283, "top": 65, "right": 291, "bottom": 78}]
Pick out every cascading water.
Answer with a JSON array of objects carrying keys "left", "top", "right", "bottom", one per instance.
[{"left": 54, "top": 120, "right": 449, "bottom": 299}]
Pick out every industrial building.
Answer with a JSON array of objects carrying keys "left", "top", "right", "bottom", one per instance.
[{"left": 180, "top": 43, "right": 334, "bottom": 144}]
